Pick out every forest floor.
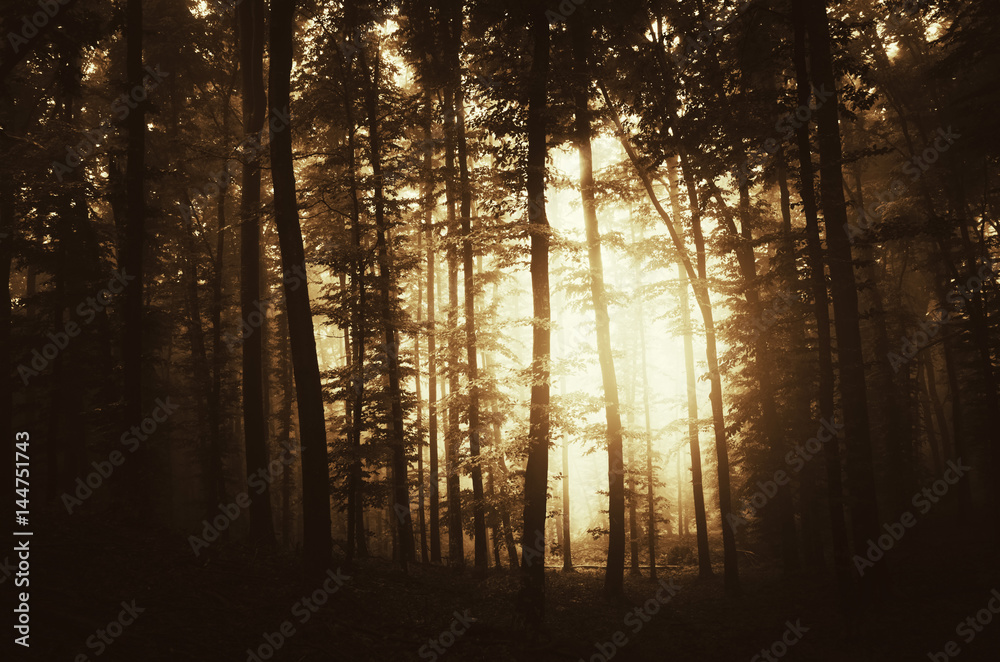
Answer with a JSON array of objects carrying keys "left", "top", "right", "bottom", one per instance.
[{"left": 26, "top": 510, "right": 1000, "bottom": 662}]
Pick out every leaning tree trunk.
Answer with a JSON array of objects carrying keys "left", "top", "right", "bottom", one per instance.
[
  {"left": 269, "top": 0, "right": 332, "bottom": 575},
  {"left": 665, "top": 157, "right": 712, "bottom": 580},
  {"left": 570, "top": 8, "right": 626, "bottom": 597},
  {"left": 603, "top": 89, "right": 737, "bottom": 594}
]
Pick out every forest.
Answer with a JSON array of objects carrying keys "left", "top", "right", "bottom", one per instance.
[{"left": 2, "top": 0, "right": 999, "bottom": 660}]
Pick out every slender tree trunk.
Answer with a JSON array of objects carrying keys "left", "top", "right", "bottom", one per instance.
[
  {"left": 570, "top": 12, "right": 625, "bottom": 597},
  {"left": 278, "top": 310, "right": 296, "bottom": 547},
  {"left": 627, "top": 382, "right": 640, "bottom": 577},
  {"left": 209, "top": 100, "right": 231, "bottom": 511},
  {"left": 637, "top": 254, "right": 657, "bottom": 580},
  {"left": 123, "top": 0, "right": 148, "bottom": 518},
  {"left": 561, "top": 402, "right": 573, "bottom": 573},
  {"left": 416, "top": 230, "right": 428, "bottom": 564},
  {"left": 454, "top": 34, "right": 488, "bottom": 575},
  {"left": 339, "top": 31, "right": 368, "bottom": 562},
  {"left": 269, "top": 0, "right": 331, "bottom": 574},
  {"left": 238, "top": 0, "right": 274, "bottom": 546},
  {"left": 484, "top": 349, "right": 520, "bottom": 571},
  {"left": 358, "top": 33, "right": 414, "bottom": 568},
  {"left": 665, "top": 157, "right": 712, "bottom": 579},
  {"left": 789, "top": 2, "right": 851, "bottom": 605},
  {"left": 442, "top": 83, "right": 465, "bottom": 570},
  {"left": 517, "top": 4, "right": 551, "bottom": 627},
  {"left": 425, "top": 106, "right": 442, "bottom": 562}
]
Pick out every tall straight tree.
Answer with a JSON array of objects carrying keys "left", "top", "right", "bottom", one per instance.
[
  {"left": 569, "top": 6, "right": 626, "bottom": 597},
  {"left": 799, "top": 0, "right": 885, "bottom": 598},
  {"left": 269, "top": 0, "right": 332, "bottom": 575},
  {"left": 122, "top": 0, "right": 148, "bottom": 518},
  {"left": 451, "top": 0, "right": 489, "bottom": 577},
  {"left": 357, "top": 24, "right": 415, "bottom": 568},
  {"left": 425, "top": 93, "right": 442, "bottom": 564},
  {"left": 517, "top": 1, "right": 551, "bottom": 626},
  {"left": 442, "top": 83, "right": 465, "bottom": 569},
  {"left": 789, "top": 0, "right": 850, "bottom": 607},
  {"left": 238, "top": 0, "right": 274, "bottom": 546}
]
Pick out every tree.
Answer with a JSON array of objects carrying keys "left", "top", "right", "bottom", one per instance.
[
  {"left": 516, "top": 0, "right": 551, "bottom": 628},
  {"left": 569, "top": 8, "right": 625, "bottom": 598},
  {"left": 799, "top": 0, "right": 885, "bottom": 599},
  {"left": 122, "top": 0, "right": 148, "bottom": 520},
  {"left": 238, "top": 0, "right": 274, "bottom": 546},
  {"left": 268, "top": 0, "right": 332, "bottom": 576}
]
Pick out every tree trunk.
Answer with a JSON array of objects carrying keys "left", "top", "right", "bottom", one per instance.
[
  {"left": 665, "top": 157, "right": 712, "bottom": 579},
  {"left": 789, "top": 1, "right": 851, "bottom": 605},
  {"left": 561, "top": 401, "right": 573, "bottom": 573},
  {"left": 800, "top": 0, "right": 886, "bottom": 599},
  {"left": 636, "top": 243, "right": 657, "bottom": 580},
  {"left": 123, "top": 0, "right": 148, "bottom": 519},
  {"left": 209, "top": 97, "right": 232, "bottom": 512},
  {"left": 516, "top": 3, "right": 551, "bottom": 628},
  {"left": 452, "top": 13, "right": 488, "bottom": 573},
  {"left": 442, "top": 83, "right": 465, "bottom": 570},
  {"left": 425, "top": 100, "right": 442, "bottom": 562},
  {"left": 269, "top": 0, "right": 331, "bottom": 574},
  {"left": 238, "top": 0, "right": 274, "bottom": 546},
  {"left": 570, "top": 11, "right": 625, "bottom": 597},
  {"left": 357, "top": 30, "right": 414, "bottom": 569},
  {"left": 416, "top": 229, "right": 428, "bottom": 564}
]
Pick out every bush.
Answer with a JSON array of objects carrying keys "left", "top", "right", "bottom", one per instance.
[{"left": 667, "top": 544, "right": 694, "bottom": 565}]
